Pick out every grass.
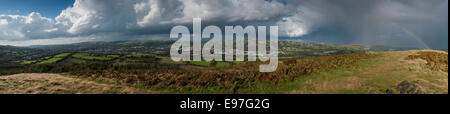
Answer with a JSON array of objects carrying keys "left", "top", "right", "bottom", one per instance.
[
  {"left": 54, "top": 53, "right": 71, "bottom": 58},
  {"left": 125, "top": 53, "right": 163, "bottom": 58},
  {"left": 188, "top": 61, "right": 231, "bottom": 67},
  {"left": 160, "top": 57, "right": 185, "bottom": 65},
  {"left": 72, "top": 53, "right": 119, "bottom": 61},
  {"left": 11, "top": 50, "right": 445, "bottom": 94},
  {"left": 407, "top": 51, "right": 448, "bottom": 72},
  {"left": 226, "top": 61, "right": 371, "bottom": 94},
  {"left": 285, "top": 51, "right": 447, "bottom": 94},
  {"left": 0, "top": 73, "right": 152, "bottom": 94},
  {"left": 37, "top": 53, "right": 71, "bottom": 64},
  {"left": 20, "top": 53, "right": 71, "bottom": 65},
  {"left": 66, "top": 53, "right": 376, "bottom": 94},
  {"left": 233, "top": 61, "right": 246, "bottom": 64},
  {"left": 216, "top": 62, "right": 230, "bottom": 67},
  {"left": 171, "top": 50, "right": 448, "bottom": 94},
  {"left": 20, "top": 60, "right": 37, "bottom": 65},
  {"left": 37, "top": 58, "right": 64, "bottom": 64},
  {"left": 107, "top": 55, "right": 121, "bottom": 58},
  {"left": 61, "top": 73, "right": 157, "bottom": 94},
  {"left": 189, "top": 61, "right": 211, "bottom": 67}
]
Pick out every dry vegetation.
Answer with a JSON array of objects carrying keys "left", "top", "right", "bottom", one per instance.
[
  {"left": 407, "top": 51, "right": 448, "bottom": 72},
  {"left": 289, "top": 50, "right": 448, "bottom": 94},
  {"left": 0, "top": 73, "right": 152, "bottom": 94},
  {"left": 1, "top": 50, "right": 446, "bottom": 94},
  {"left": 64, "top": 53, "right": 377, "bottom": 93}
]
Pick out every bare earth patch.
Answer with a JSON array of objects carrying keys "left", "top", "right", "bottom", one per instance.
[{"left": 0, "top": 73, "right": 153, "bottom": 94}]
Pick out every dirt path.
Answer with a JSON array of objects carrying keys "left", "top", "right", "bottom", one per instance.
[
  {"left": 0, "top": 73, "right": 153, "bottom": 94},
  {"left": 290, "top": 50, "right": 448, "bottom": 94}
]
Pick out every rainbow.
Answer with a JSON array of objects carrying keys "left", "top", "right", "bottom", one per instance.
[{"left": 386, "top": 20, "right": 432, "bottom": 49}]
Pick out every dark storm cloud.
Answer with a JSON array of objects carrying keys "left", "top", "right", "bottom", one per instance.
[{"left": 286, "top": 0, "right": 448, "bottom": 49}]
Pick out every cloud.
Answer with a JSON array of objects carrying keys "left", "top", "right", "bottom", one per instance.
[
  {"left": 55, "top": 0, "right": 142, "bottom": 35},
  {"left": 276, "top": 1, "right": 327, "bottom": 37},
  {"left": 0, "top": 19, "right": 8, "bottom": 25},
  {"left": 285, "top": 0, "right": 448, "bottom": 49},
  {"left": 0, "top": 0, "right": 447, "bottom": 49},
  {"left": 1, "top": 0, "right": 296, "bottom": 42},
  {"left": 0, "top": 12, "right": 66, "bottom": 41},
  {"left": 53, "top": 0, "right": 293, "bottom": 35}
]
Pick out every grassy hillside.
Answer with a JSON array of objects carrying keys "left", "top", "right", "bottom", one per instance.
[
  {"left": 1, "top": 50, "right": 446, "bottom": 94},
  {"left": 0, "top": 41, "right": 447, "bottom": 94},
  {"left": 0, "top": 73, "right": 153, "bottom": 94},
  {"left": 244, "top": 50, "right": 447, "bottom": 94}
]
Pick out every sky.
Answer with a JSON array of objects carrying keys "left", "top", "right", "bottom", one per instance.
[
  {"left": 0, "top": 0, "right": 74, "bottom": 18},
  {"left": 0, "top": 0, "right": 448, "bottom": 49}
]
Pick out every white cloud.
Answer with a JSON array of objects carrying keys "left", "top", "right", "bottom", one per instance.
[
  {"left": 135, "top": 0, "right": 184, "bottom": 27},
  {"left": 55, "top": 0, "right": 292, "bottom": 34},
  {"left": 278, "top": 17, "right": 308, "bottom": 37},
  {"left": 44, "top": 28, "right": 59, "bottom": 33},
  {"left": 0, "top": 37, "right": 89, "bottom": 46},
  {"left": 0, "top": 19, "right": 8, "bottom": 25},
  {"left": 276, "top": 5, "right": 326, "bottom": 37},
  {"left": 0, "top": 0, "right": 296, "bottom": 45},
  {"left": 0, "top": 12, "right": 65, "bottom": 41},
  {"left": 55, "top": 0, "right": 142, "bottom": 34}
]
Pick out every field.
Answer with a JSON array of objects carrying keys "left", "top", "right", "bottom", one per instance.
[
  {"left": 188, "top": 61, "right": 230, "bottom": 67},
  {"left": 18, "top": 53, "right": 71, "bottom": 65},
  {"left": 125, "top": 53, "right": 163, "bottom": 59},
  {"left": 72, "top": 53, "right": 118, "bottom": 61},
  {"left": 0, "top": 40, "right": 447, "bottom": 94}
]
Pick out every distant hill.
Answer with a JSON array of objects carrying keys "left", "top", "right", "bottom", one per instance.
[
  {"left": 0, "top": 45, "right": 44, "bottom": 61},
  {"left": 368, "top": 45, "right": 420, "bottom": 52}
]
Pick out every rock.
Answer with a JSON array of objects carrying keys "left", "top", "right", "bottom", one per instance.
[
  {"left": 385, "top": 89, "right": 395, "bottom": 94},
  {"left": 396, "top": 80, "right": 422, "bottom": 94}
]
